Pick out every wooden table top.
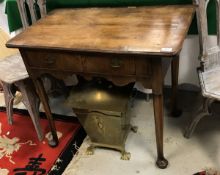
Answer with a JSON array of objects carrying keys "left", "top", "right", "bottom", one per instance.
[{"left": 7, "top": 5, "right": 195, "bottom": 56}]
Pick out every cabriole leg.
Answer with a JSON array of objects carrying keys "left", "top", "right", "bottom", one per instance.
[
  {"left": 152, "top": 59, "right": 168, "bottom": 169},
  {"left": 153, "top": 94, "right": 168, "bottom": 169}
]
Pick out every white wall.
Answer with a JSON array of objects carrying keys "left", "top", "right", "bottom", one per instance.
[
  {"left": 164, "top": 35, "right": 200, "bottom": 87},
  {"left": 164, "top": 35, "right": 217, "bottom": 88},
  {"left": 0, "top": 1, "right": 9, "bottom": 33}
]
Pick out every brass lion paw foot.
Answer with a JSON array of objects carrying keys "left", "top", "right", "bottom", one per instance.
[
  {"left": 86, "top": 146, "right": 94, "bottom": 155},
  {"left": 131, "top": 125, "right": 138, "bottom": 133},
  {"left": 121, "top": 151, "right": 131, "bottom": 160}
]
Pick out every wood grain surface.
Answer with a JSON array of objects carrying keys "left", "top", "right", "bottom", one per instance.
[{"left": 7, "top": 5, "right": 195, "bottom": 56}]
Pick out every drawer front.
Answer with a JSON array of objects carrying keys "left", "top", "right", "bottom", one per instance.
[
  {"left": 82, "top": 55, "right": 136, "bottom": 76},
  {"left": 25, "top": 50, "right": 83, "bottom": 72},
  {"left": 24, "top": 50, "right": 151, "bottom": 77}
]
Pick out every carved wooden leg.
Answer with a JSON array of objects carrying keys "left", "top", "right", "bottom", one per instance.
[
  {"left": 1, "top": 82, "right": 15, "bottom": 125},
  {"left": 152, "top": 59, "right": 168, "bottom": 169},
  {"left": 34, "top": 78, "right": 59, "bottom": 147},
  {"left": 15, "top": 79, "right": 43, "bottom": 141},
  {"left": 184, "top": 98, "right": 214, "bottom": 138},
  {"left": 171, "top": 56, "right": 182, "bottom": 117}
]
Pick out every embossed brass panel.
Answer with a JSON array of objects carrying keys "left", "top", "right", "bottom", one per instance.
[{"left": 66, "top": 79, "right": 134, "bottom": 160}]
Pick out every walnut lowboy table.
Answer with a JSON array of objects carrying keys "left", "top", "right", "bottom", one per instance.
[{"left": 7, "top": 5, "right": 195, "bottom": 168}]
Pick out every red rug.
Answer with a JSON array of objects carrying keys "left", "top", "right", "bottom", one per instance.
[{"left": 0, "top": 111, "right": 85, "bottom": 175}]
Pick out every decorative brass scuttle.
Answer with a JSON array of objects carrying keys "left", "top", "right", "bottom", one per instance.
[{"left": 66, "top": 78, "right": 137, "bottom": 160}]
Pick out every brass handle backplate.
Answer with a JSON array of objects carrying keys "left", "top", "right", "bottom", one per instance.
[{"left": 111, "top": 58, "right": 122, "bottom": 68}]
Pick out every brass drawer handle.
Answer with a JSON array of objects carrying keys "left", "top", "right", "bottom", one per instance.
[{"left": 111, "top": 58, "right": 122, "bottom": 68}]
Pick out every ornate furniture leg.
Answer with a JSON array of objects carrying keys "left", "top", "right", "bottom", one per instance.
[
  {"left": 15, "top": 79, "right": 43, "bottom": 141},
  {"left": 184, "top": 98, "right": 214, "bottom": 138},
  {"left": 152, "top": 59, "right": 168, "bottom": 169},
  {"left": 1, "top": 82, "right": 15, "bottom": 125},
  {"left": 171, "top": 56, "right": 182, "bottom": 117},
  {"left": 34, "top": 78, "right": 59, "bottom": 146}
]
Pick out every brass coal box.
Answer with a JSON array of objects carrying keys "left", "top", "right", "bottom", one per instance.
[{"left": 66, "top": 79, "right": 136, "bottom": 160}]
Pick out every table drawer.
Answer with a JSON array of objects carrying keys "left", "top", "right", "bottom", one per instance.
[
  {"left": 82, "top": 55, "right": 136, "bottom": 76},
  {"left": 24, "top": 50, "right": 151, "bottom": 77},
  {"left": 25, "top": 50, "right": 83, "bottom": 72}
]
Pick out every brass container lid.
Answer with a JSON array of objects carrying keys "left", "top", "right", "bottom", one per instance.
[{"left": 66, "top": 78, "right": 134, "bottom": 112}]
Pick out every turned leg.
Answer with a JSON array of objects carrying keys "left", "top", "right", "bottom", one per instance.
[
  {"left": 15, "top": 79, "right": 43, "bottom": 141},
  {"left": 184, "top": 98, "right": 214, "bottom": 138},
  {"left": 152, "top": 59, "right": 168, "bottom": 169},
  {"left": 34, "top": 78, "right": 59, "bottom": 147},
  {"left": 1, "top": 82, "right": 15, "bottom": 124},
  {"left": 171, "top": 56, "right": 182, "bottom": 117}
]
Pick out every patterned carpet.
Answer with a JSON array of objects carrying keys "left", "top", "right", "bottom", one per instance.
[{"left": 0, "top": 110, "right": 86, "bottom": 175}]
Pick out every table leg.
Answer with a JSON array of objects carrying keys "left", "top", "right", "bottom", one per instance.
[
  {"left": 171, "top": 56, "right": 182, "bottom": 117},
  {"left": 153, "top": 94, "right": 168, "bottom": 168},
  {"left": 152, "top": 59, "right": 168, "bottom": 169},
  {"left": 34, "top": 78, "right": 59, "bottom": 147}
]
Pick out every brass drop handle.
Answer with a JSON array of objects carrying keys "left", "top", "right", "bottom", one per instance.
[{"left": 111, "top": 58, "right": 122, "bottom": 68}]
